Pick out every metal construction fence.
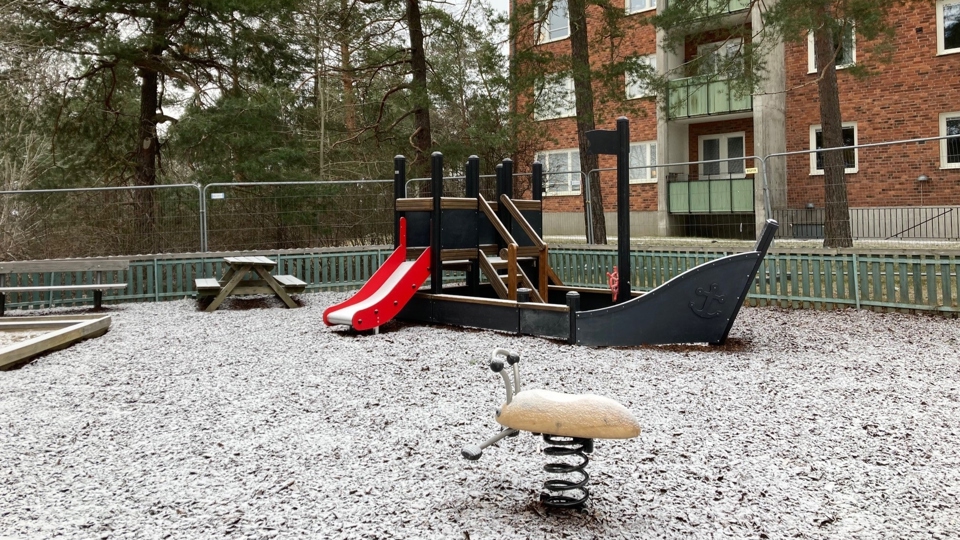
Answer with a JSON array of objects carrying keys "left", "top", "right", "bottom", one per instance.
[
  {"left": 764, "top": 134, "right": 960, "bottom": 241},
  {"left": 1, "top": 245, "right": 957, "bottom": 316},
  {"left": 3, "top": 133, "right": 959, "bottom": 260},
  {"left": 573, "top": 133, "right": 960, "bottom": 242},
  {"left": 0, "top": 184, "right": 203, "bottom": 259}
]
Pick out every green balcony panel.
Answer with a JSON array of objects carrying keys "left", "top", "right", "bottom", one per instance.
[
  {"left": 667, "top": 77, "right": 752, "bottom": 120},
  {"left": 666, "top": 0, "right": 750, "bottom": 12},
  {"left": 689, "top": 181, "right": 711, "bottom": 213},
  {"left": 710, "top": 179, "right": 733, "bottom": 212},
  {"left": 708, "top": 81, "right": 731, "bottom": 114},
  {"left": 709, "top": 0, "right": 751, "bottom": 12},
  {"left": 669, "top": 177, "right": 754, "bottom": 214},
  {"left": 732, "top": 178, "right": 754, "bottom": 212},
  {"left": 669, "top": 181, "right": 689, "bottom": 213}
]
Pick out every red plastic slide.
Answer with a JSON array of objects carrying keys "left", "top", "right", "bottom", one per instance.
[{"left": 323, "top": 218, "right": 431, "bottom": 331}]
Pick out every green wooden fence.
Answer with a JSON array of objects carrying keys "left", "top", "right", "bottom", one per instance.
[{"left": 2, "top": 247, "right": 958, "bottom": 315}]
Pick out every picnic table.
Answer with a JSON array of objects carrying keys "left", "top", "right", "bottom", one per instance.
[{"left": 195, "top": 256, "right": 306, "bottom": 312}]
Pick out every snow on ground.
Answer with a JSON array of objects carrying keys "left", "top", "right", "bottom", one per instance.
[{"left": 1, "top": 294, "right": 959, "bottom": 539}]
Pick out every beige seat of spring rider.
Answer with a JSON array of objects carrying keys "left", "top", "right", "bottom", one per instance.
[{"left": 462, "top": 347, "right": 641, "bottom": 508}]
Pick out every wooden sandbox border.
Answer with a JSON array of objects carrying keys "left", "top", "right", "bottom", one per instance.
[{"left": 0, "top": 315, "right": 112, "bottom": 370}]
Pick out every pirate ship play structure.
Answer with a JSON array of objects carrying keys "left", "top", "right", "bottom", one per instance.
[{"left": 324, "top": 118, "right": 778, "bottom": 346}]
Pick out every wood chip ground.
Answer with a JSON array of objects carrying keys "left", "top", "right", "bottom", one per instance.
[{"left": 1, "top": 295, "right": 958, "bottom": 539}]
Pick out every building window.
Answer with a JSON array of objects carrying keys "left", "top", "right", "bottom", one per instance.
[
  {"left": 941, "top": 112, "right": 960, "bottom": 168},
  {"left": 810, "top": 123, "right": 858, "bottom": 174},
  {"left": 938, "top": 0, "right": 960, "bottom": 55},
  {"left": 534, "top": 74, "right": 576, "bottom": 121},
  {"left": 537, "top": 149, "right": 581, "bottom": 195},
  {"left": 699, "top": 133, "right": 745, "bottom": 178},
  {"left": 630, "top": 141, "right": 657, "bottom": 183},
  {"left": 807, "top": 23, "right": 856, "bottom": 73},
  {"left": 537, "top": 0, "right": 570, "bottom": 43},
  {"left": 626, "top": 0, "right": 656, "bottom": 14},
  {"left": 626, "top": 55, "right": 656, "bottom": 99},
  {"left": 698, "top": 39, "right": 743, "bottom": 78}
]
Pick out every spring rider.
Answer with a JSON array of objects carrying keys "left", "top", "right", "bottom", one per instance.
[{"left": 462, "top": 348, "right": 641, "bottom": 508}]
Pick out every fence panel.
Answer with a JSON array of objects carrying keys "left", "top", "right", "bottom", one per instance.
[
  {"left": 202, "top": 180, "right": 394, "bottom": 253},
  {"left": 0, "top": 185, "right": 202, "bottom": 258}
]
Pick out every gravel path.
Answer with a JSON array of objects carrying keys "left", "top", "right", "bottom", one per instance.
[{"left": 1, "top": 294, "right": 959, "bottom": 539}]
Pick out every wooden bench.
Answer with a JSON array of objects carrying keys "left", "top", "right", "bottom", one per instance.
[{"left": 0, "top": 259, "right": 130, "bottom": 316}]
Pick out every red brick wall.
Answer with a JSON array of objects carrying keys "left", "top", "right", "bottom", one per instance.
[
  {"left": 525, "top": 2, "right": 960, "bottom": 215},
  {"left": 517, "top": 3, "right": 660, "bottom": 213},
  {"left": 784, "top": 4, "right": 960, "bottom": 208}
]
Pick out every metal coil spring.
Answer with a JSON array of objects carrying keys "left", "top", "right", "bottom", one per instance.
[{"left": 540, "top": 435, "right": 594, "bottom": 509}]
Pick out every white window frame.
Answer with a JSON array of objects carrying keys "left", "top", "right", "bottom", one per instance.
[
  {"left": 698, "top": 132, "right": 746, "bottom": 179},
  {"left": 537, "top": 0, "right": 570, "bottom": 44},
  {"left": 534, "top": 74, "right": 576, "bottom": 121},
  {"left": 629, "top": 141, "right": 657, "bottom": 183},
  {"left": 625, "top": 55, "right": 656, "bottom": 99},
  {"left": 807, "top": 24, "right": 856, "bottom": 74},
  {"left": 537, "top": 148, "right": 581, "bottom": 195},
  {"left": 809, "top": 122, "right": 859, "bottom": 175},
  {"left": 941, "top": 111, "right": 960, "bottom": 169},
  {"left": 626, "top": 0, "right": 656, "bottom": 15},
  {"left": 938, "top": 0, "right": 960, "bottom": 55}
]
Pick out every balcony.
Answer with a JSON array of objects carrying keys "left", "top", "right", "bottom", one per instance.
[
  {"left": 667, "top": 76, "right": 752, "bottom": 119},
  {"left": 668, "top": 174, "right": 754, "bottom": 214},
  {"left": 662, "top": 0, "right": 751, "bottom": 14}
]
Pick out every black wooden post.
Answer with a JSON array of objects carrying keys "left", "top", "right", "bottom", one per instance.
[
  {"left": 586, "top": 116, "right": 632, "bottom": 304},
  {"left": 431, "top": 152, "right": 443, "bottom": 294},
  {"left": 566, "top": 291, "right": 580, "bottom": 345},
  {"left": 517, "top": 288, "right": 530, "bottom": 303},
  {"left": 466, "top": 155, "right": 481, "bottom": 294},
  {"left": 466, "top": 155, "right": 480, "bottom": 199},
  {"left": 532, "top": 161, "right": 543, "bottom": 202},
  {"left": 497, "top": 158, "right": 513, "bottom": 237},
  {"left": 494, "top": 163, "right": 505, "bottom": 251},
  {"left": 616, "top": 117, "right": 631, "bottom": 302},
  {"left": 394, "top": 155, "right": 406, "bottom": 249}
]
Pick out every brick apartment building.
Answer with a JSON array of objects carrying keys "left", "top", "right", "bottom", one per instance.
[{"left": 519, "top": 0, "right": 960, "bottom": 240}]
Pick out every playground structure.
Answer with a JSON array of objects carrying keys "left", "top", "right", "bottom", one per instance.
[
  {"left": 462, "top": 348, "right": 641, "bottom": 508},
  {"left": 325, "top": 117, "right": 779, "bottom": 346}
]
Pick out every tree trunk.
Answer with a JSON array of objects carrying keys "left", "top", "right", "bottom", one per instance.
[
  {"left": 340, "top": 0, "right": 357, "bottom": 134},
  {"left": 813, "top": 17, "right": 852, "bottom": 248},
  {"left": 568, "top": 0, "right": 606, "bottom": 244},
  {"left": 406, "top": 0, "right": 433, "bottom": 180},
  {"left": 135, "top": 66, "right": 159, "bottom": 251}
]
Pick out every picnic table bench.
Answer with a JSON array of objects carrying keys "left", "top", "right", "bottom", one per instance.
[
  {"left": 0, "top": 259, "right": 130, "bottom": 316},
  {"left": 195, "top": 256, "right": 306, "bottom": 312}
]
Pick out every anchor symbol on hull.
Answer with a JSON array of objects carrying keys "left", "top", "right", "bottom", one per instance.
[{"left": 689, "top": 282, "right": 724, "bottom": 318}]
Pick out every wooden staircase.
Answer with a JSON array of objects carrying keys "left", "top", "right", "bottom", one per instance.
[
  {"left": 479, "top": 245, "right": 544, "bottom": 302},
  {"left": 477, "top": 194, "right": 563, "bottom": 302}
]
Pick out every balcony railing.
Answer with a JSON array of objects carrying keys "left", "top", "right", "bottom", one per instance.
[
  {"left": 667, "top": 76, "right": 752, "bottom": 119},
  {"left": 662, "top": 0, "right": 751, "bottom": 14},
  {"left": 668, "top": 174, "right": 754, "bottom": 214}
]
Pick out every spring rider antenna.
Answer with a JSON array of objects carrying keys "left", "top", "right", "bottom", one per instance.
[{"left": 462, "top": 348, "right": 641, "bottom": 509}]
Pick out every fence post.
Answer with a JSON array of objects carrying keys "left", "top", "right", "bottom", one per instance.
[
  {"left": 431, "top": 152, "right": 443, "bottom": 294},
  {"left": 394, "top": 155, "right": 406, "bottom": 249}
]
